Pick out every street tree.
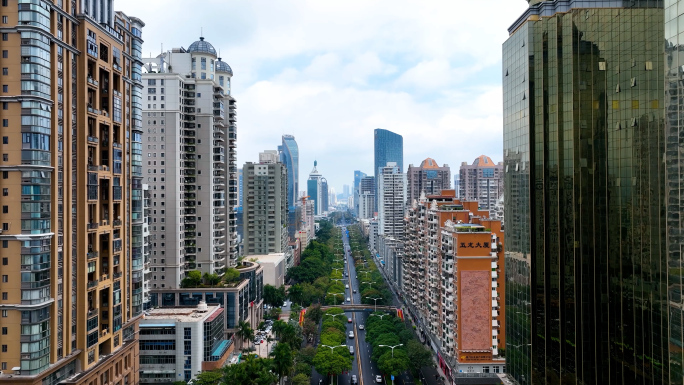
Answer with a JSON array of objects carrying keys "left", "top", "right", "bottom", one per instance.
[
  {"left": 377, "top": 348, "right": 410, "bottom": 376},
  {"left": 272, "top": 343, "right": 293, "bottom": 384},
  {"left": 312, "top": 348, "right": 352, "bottom": 382},
  {"left": 221, "top": 356, "right": 278, "bottom": 385},
  {"left": 407, "top": 339, "right": 434, "bottom": 375}
]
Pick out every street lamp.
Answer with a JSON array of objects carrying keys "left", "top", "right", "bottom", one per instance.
[
  {"left": 326, "top": 312, "right": 346, "bottom": 322},
  {"left": 365, "top": 296, "right": 382, "bottom": 312},
  {"left": 377, "top": 344, "right": 404, "bottom": 385},
  {"left": 319, "top": 344, "right": 348, "bottom": 384},
  {"left": 369, "top": 313, "right": 390, "bottom": 320},
  {"left": 329, "top": 292, "right": 344, "bottom": 306}
]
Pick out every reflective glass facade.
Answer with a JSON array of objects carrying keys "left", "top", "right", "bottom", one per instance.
[
  {"left": 504, "top": 1, "right": 671, "bottom": 383},
  {"left": 279, "top": 135, "right": 299, "bottom": 211},
  {"left": 374, "top": 129, "right": 403, "bottom": 212},
  {"left": 665, "top": 0, "right": 684, "bottom": 381}
]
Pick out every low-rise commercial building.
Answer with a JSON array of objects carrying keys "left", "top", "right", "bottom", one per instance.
[
  {"left": 149, "top": 261, "right": 264, "bottom": 344},
  {"left": 139, "top": 303, "right": 232, "bottom": 383},
  {"left": 252, "top": 253, "right": 287, "bottom": 288}
]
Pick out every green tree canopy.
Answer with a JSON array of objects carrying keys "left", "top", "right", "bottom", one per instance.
[
  {"left": 312, "top": 348, "right": 352, "bottom": 378},
  {"left": 221, "top": 355, "right": 278, "bottom": 385},
  {"left": 264, "top": 284, "right": 287, "bottom": 307},
  {"left": 406, "top": 339, "right": 434, "bottom": 375},
  {"left": 223, "top": 267, "right": 240, "bottom": 283},
  {"left": 180, "top": 270, "right": 202, "bottom": 288},
  {"left": 194, "top": 370, "right": 222, "bottom": 385},
  {"left": 377, "top": 348, "right": 410, "bottom": 376}
]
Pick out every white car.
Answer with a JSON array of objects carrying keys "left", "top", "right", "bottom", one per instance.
[
  {"left": 348, "top": 330, "right": 354, "bottom": 338},
  {"left": 359, "top": 324, "right": 365, "bottom": 330},
  {"left": 346, "top": 297, "right": 351, "bottom": 302},
  {"left": 345, "top": 284, "right": 349, "bottom": 289},
  {"left": 376, "top": 375, "right": 383, "bottom": 383}
]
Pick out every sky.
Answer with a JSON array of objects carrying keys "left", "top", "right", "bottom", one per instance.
[{"left": 116, "top": 0, "right": 529, "bottom": 194}]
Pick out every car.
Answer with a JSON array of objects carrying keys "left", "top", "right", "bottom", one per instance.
[
  {"left": 347, "top": 317, "right": 353, "bottom": 323},
  {"left": 345, "top": 284, "right": 349, "bottom": 289},
  {"left": 353, "top": 289, "right": 356, "bottom": 293},
  {"left": 376, "top": 375, "right": 383, "bottom": 383},
  {"left": 359, "top": 324, "right": 364, "bottom": 330},
  {"left": 349, "top": 346, "right": 354, "bottom": 355},
  {"left": 254, "top": 339, "right": 260, "bottom": 345},
  {"left": 348, "top": 330, "right": 354, "bottom": 338},
  {"left": 347, "top": 297, "right": 351, "bottom": 302},
  {"left": 351, "top": 374, "right": 358, "bottom": 384}
]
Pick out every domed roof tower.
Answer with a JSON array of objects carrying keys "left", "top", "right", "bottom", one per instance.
[{"left": 187, "top": 37, "right": 217, "bottom": 56}]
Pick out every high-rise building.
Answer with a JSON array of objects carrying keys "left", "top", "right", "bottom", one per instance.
[
  {"left": 666, "top": 1, "right": 684, "bottom": 380},
  {"left": 353, "top": 170, "right": 367, "bottom": 216},
  {"left": 238, "top": 168, "right": 243, "bottom": 208},
  {"left": 141, "top": 36, "right": 238, "bottom": 289},
  {"left": 504, "top": 2, "right": 667, "bottom": 384},
  {"left": 458, "top": 155, "right": 503, "bottom": 211},
  {"left": 307, "top": 161, "right": 325, "bottom": 215},
  {"left": 374, "top": 129, "right": 403, "bottom": 212},
  {"left": 0, "top": 4, "right": 143, "bottom": 383},
  {"left": 278, "top": 135, "right": 299, "bottom": 211},
  {"left": 242, "top": 153, "right": 289, "bottom": 264},
  {"left": 378, "top": 163, "right": 405, "bottom": 237},
  {"left": 358, "top": 176, "right": 375, "bottom": 219},
  {"left": 377, "top": 162, "right": 405, "bottom": 286},
  {"left": 321, "top": 178, "right": 329, "bottom": 212},
  {"left": 406, "top": 157, "right": 451, "bottom": 205},
  {"left": 403, "top": 191, "right": 505, "bottom": 379},
  {"left": 343, "top": 184, "right": 350, "bottom": 198}
]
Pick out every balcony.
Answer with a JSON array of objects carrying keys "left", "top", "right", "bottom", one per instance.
[
  {"left": 87, "top": 251, "right": 98, "bottom": 260},
  {"left": 87, "top": 279, "right": 99, "bottom": 290}
]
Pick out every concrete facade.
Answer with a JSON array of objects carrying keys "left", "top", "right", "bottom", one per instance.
[{"left": 141, "top": 36, "right": 238, "bottom": 289}]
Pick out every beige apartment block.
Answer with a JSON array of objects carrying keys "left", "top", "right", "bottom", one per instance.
[{"left": 0, "top": 2, "right": 143, "bottom": 385}]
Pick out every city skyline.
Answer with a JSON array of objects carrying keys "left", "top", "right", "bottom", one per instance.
[{"left": 115, "top": 0, "right": 524, "bottom": 191}]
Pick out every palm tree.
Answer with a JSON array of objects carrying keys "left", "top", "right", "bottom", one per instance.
[
  {"left": 272, "top": 343, "right": 293, "bottom": 385},
  {"left": 237, "top": 320, "right": 254, "bottom": 350}
]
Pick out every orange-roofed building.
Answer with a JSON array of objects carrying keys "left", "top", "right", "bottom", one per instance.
[
  {"left": 459, "top": 155, "right": 503, "bottom": 210},
  {"left": 407, "top": 157, "right": 451, "bottom": 205}
]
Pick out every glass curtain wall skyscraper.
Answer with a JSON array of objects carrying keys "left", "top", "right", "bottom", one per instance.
[
  {"left": 374, "top": 129, "right": 403, "bottom": 212},
  {"left": 279, "top": 135, "right": 299, "bottom": 210},
  {"left": 665, "top": 0, "right": 684, "bottom": 380},
  {"left": 504, "top": 1, "right": 669, "bottom": 384}
]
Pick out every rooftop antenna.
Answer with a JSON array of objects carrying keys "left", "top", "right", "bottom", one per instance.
[{"left": 201, "top": 27, "right": 203, "bottom": 37}]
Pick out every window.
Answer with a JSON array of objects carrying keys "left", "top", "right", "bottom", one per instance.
[
  {"left": 2, "top": 188, "right": 6, "bottom": 196},
  {"left": 1, "top": 0, "right": 6, "bottom": 6},
  {"left": 1, "top": 102, "right": 5, "bottom": 109},
  {"left": 1, "top": 68, "right": 5, "bottom": 75},
  {"left": 2, "top": 85, "right": 7, "bottom": 92},
  {"left": 1, "top": 362, "right": 6, "bottom": 370},
  {"left": 2, "top": 171, "right": 7, "bottom": 179},
  {"left": 1, "top": 137, "right": 5, "bottom": 144},
  {"left": 2, "top": 206, "right": 6, "bottom": 213},
  {"left": 1, "top": 345, "right": 5, "bottom": 353},
  {"left": 1, "top": 16, "right": 6, "bottom": 24},
  {"left": 1, "top": 241, "right": 6, "bottom": 248},
  {"left": 2, "top": 51, "right": 7, "bottom": 58},
  {"left": 1, "top": 276, "right": 5, "bottom": 283},
  {"left": 1, "top": 258, "right": 6, "bottom": 265},
  {"left": 2, "top": 119, "right": 7, "bottom": 127},
  {"left": 2, "top": 154, "right": 6, "bottom": 162},
  {"left": 1, "top": 33, "right": 6, "bottom": 41},
  {"left": 0, "top": 310, "right": 6, "bottom": 317},
  {"left": 1, "top": 293, "right": 6, "bottom": 300}
]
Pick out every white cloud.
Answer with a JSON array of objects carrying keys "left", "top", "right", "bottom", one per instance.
[{"left": 115, "top": 0, "right": 528, "bottom": 189}]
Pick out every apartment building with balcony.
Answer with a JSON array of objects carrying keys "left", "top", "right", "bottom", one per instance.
[
  {"left": 141, "top": 36, "right": 238, "bottom": 289},
  {"left": 0, "top": 2, "right": 143, "bottom": 384},
  {"left": 242, "top": 151, "right": 292, "bottom": 268},
  {"left": 406, "top": 157, "right": 451, "bottom": 205},
  {"left": 458, "top": 155, "right": 503, "bottom": 211},
  {"left": 403, "top": 190, "right": 505, "bottom": 379}
]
